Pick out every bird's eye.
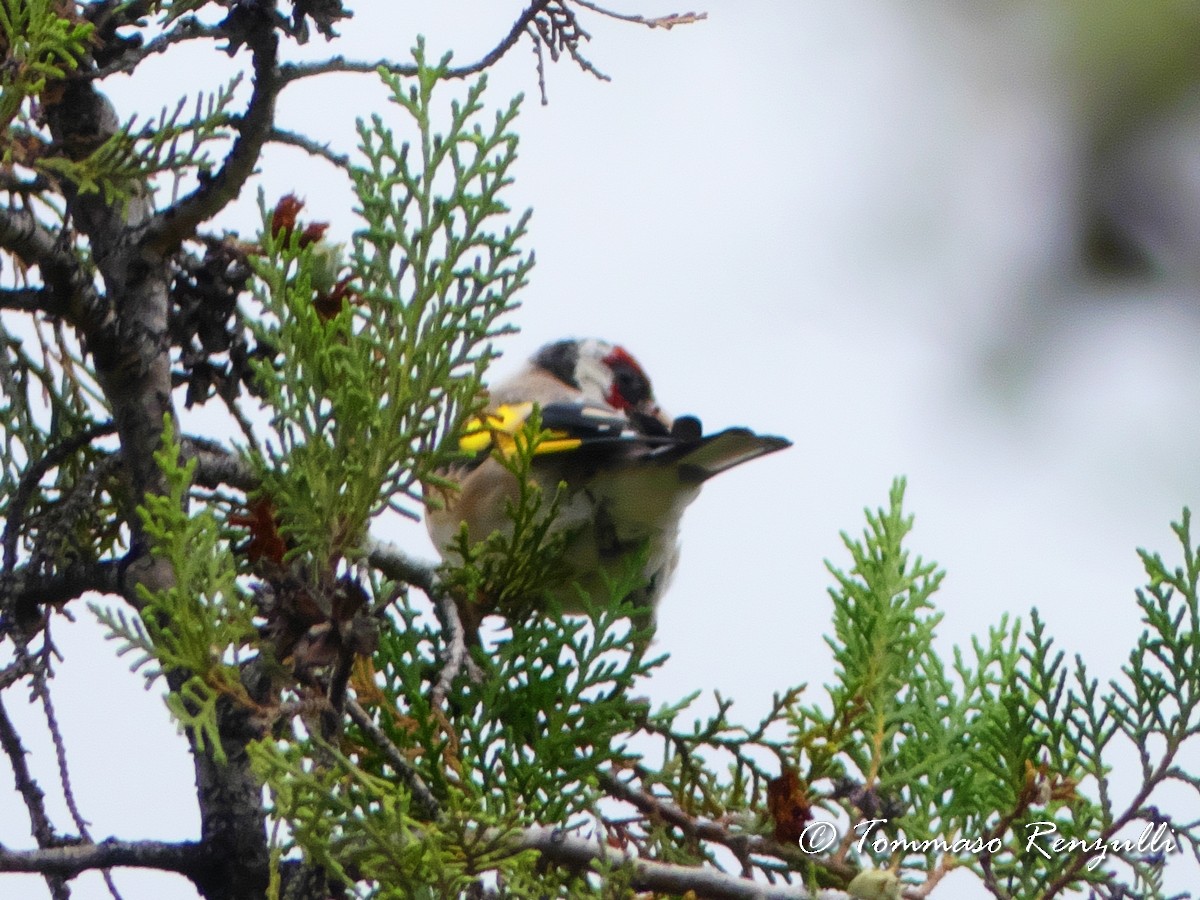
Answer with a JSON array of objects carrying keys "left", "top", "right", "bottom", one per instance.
[
  {"left": 609, "top": 363, "right": 651, "bottom": 410},
  {"left": 601, "top": 346, "right": 653, "bottom": 411}
]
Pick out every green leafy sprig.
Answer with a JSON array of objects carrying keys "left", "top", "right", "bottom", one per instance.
[
  {"left": 90, "top": 418, "right": 257, "bottom": 763},
  {"left": 249, "top": 42, "right": 530, "bottom": 577}
]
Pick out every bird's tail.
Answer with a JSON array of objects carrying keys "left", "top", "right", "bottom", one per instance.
[{"left": 673, "top": 428, "right": 792, "bottom": 483}]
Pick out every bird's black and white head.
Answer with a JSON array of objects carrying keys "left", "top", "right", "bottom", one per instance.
[{"left": 532, "top": 338, "right": 668, "bottom": 428}]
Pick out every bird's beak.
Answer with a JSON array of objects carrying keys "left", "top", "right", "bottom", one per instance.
[{"left": 647, "top": 402, "right": 673, "bottom": 431}]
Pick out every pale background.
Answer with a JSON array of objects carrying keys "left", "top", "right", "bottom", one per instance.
[{"left": 4, "top": 1, "right": 1200, "bottom": 897}]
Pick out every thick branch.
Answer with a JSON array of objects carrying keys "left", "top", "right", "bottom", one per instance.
[
  {"left": 365, "top": 540, "right": 438, "bottom": 595},
  {"left": 0, "top": 287, "right": 60, "bottom": 315},
  {"left": 0, "top": 172, "right": 49, "bottom": 193},
  {"left": 145, "top": 16, "right": 280, "bottom": 253},
  {"left": 0, "top": 207, "right": 104, "bottom": 329},
  {"left": 42, "top": 48, "right": 270, "bottom": 900},
  {"left": 0, "top": 839, "right": 203, "bottom": 880},
  {"left": 514, "top": 826, "right": 849, "bottom": 900},
  {"left": 0, "top": 205, "right": 66, "bottom": 271},
  {"left": 2, "top": 561, "right": 123, "bottom": 617},
  {"left": 185, "top": 438, "right": 257, "bottom": 492}
]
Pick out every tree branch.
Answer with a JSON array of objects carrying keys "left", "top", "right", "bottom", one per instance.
[
  {"left": 267, "top": 127, "right": 351, "bottom": 171},
  {"left": 1, "top": 561, "right": 123, "bottom": 620},
  {"left": 0, "top": 206, "right": 108, "bottom": 333},
  {"left": 513, "top": 826, "right": 850, "bottom": 900},
  {"left": 145, "top": 15, "right": 280, "bottom": 254},
  {"left": 0, "top": 694, "right": 70, "bottom": 900},
  {"left": 569, "top": 0, "right": 707, "bottom": 29},
  {"left": 0, "top": 287, "right": 60, "bottom": 315},
  {"left": 278, "top": 0, "right": 557, "bottom": 86},
  {"left": 0, "top": 695, "right": 56, "bottom": 847},
  {"left": 344, "top": 697, "right": 440, "bottom": 820},
  {"left": 0, "top": 839, "right": 203, "bottom": 880},
  {"left": 184, "top": 438, "right": 257, "bottom": 492},
  {"left": 365, "top": 540, "right": 438, "bottom": 595},
  {"left": 0, "top": 172, "right": 49, "bottom": 193},
  {"left": 87, "top": 18, "right": 225, "bottom": 81},
  {"left": 0, "top": 205, "right": 66, "bottom": 271},
  {"left": 596, "top": 769, "right": 855, "bottom": 883}
]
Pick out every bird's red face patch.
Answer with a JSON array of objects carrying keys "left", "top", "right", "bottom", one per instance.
[{"left": 603, "top": 346, "right": 653, "bottom": 412}]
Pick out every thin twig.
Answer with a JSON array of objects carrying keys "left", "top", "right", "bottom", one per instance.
[
  {"left": 429, "top": 585, "right": 483, "bottom": 706},
  {"left": 344, "top": 697, "right": 441, "bottom": 820},
  {"left": 33, "top": 621, "right": 124, "bottom": 899},
  {"left": 0, "top": 693, "right": 70, "bottom": 900},
  {"left": 570, "top": 0, "right": 707, "bottom": 29},
  {"left": 529, "top": 25, "right": 549, "bottom": 105},
  {"left": 278, "top": 0, "right": 558, "bottom": 86},
  {"left": 267, "top": 127, "right": 352, "bottom": 171},
  {"left": 2, "top": 421, "right": 118, "bottom": 581},
  {"left": 597, "top": 768, "right": 853, "bottom": 882}
]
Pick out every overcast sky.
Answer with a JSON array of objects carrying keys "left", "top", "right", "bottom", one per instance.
[{"left": 5, "top": 2, "right": 1200, "bottom": 898}]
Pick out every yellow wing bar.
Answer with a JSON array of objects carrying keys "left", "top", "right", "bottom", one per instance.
[{"left": 458, "top": 402, "right": 584, "bottom": 457}]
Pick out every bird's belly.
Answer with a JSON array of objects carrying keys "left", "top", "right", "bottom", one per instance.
[{"left": 549, "top": 474, "right": 700, "bottom": 614}]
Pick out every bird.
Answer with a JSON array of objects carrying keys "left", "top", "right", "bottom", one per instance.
[{"left": 425, "top": 338, "right": 791, "bottom": 636}]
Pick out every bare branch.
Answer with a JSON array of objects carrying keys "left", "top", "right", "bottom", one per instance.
[
  {"left": 277, "top": 54, "right": 411, "bottom": 84},
  {"left": 0, "top": 287, "right": 60, "bottom": 315},
  {"left": 0, "top": 206, "right": 108, "bottom": 333},
  {"left": 0, "top": 694, "right": 70, "bottom": 900},
  {"left": 512, "top": 825, "right": 849, "bottom": 899},
  {"left": 0, "top": 656, "right": 37, "bottom": 691},
  {"left": 429, "top": 582, "right": 484, "bottom": 705},
  {"left": 365, "top": 540, "right": 439, "bottom": 595},
  {"left": 570, "top": 0, "right": 707, "bottom": 29},
  {"left": 344, "top": 697, "right": 441, "bottom": 820},
  {"left": 451, "top": 0, "right": 559, "bottom": 77},
  {"left": 0, "top": 172, "right": 49, "bottom": 193},
  {"left": 184, "top": 438, "right": 257, "bottom": 492},
  {"left": 596, "top": 769, "right": 855, "bottom": 882},
  {"left": 267, "top": 128, "right": 351, "bottom": 171},
  {"left": 278, "top": 0, "right": 557, "bottom": 86},
  {"left": 145, "top": 20, "right": 281, "bottom": 253},
  {"left": 0, "top": 839, "right": 203, "bottom": 880},
  {"left": 0, "top": 205, "right": 69, "bottom": 274},
  {"left": 1, "top": 561, "right": 123, "bottom": 618},
  {"left": 29, "top": 639, "right": 125, "bottom": 900},
  {"left": 87, "top": 18, "right": 226, "bottom": 81},
  {"left": 360, "top": 542, "right": 489, "bottom": 690}
]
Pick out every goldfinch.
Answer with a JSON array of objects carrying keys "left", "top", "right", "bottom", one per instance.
[{"left": 426, "top": 338, "right": 791, "bottom": 631}]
